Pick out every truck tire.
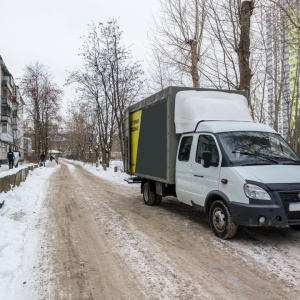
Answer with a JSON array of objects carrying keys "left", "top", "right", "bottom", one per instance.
[
  {"left": 143, "top": 182, "right": 156, "bottom": 206},
  {"left": 209, "top": 200, "right": 237, "bottom": 239}
]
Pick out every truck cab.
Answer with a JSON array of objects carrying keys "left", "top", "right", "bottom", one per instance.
[{"left": 176, "top": 121, "right": 300, "bottom": 239}]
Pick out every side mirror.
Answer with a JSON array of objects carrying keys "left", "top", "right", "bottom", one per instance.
[{"left": 202, "top": 151, "right": 212, "bottom": 168}]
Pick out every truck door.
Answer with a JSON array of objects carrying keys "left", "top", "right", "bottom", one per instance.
[
  {"left": 176, "top": 135, "right": 195, "bottom": 205},
  {"left": 191, "top": 134, "right": 221, "bottom": 206}
]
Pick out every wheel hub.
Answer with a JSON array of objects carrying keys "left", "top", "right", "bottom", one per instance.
[{"left": 213, "top": 209, "right": 226, "bottom": 232}]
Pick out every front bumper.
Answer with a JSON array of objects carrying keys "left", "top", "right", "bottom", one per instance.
[{"left": 228, "top": 202, "right": 291, "bottom": 227}]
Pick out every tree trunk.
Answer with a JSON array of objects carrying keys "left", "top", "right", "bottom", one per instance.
[
  {"left": 238, "top": 1, "right": 254, "bottom": 95},
  {"left": 190, "top": 39, "right": 200, "bottom": 87}
]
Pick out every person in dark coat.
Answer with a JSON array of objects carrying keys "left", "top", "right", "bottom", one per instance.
[
  {"left": 7, "top": 148, "right": 15, "bottom": 169},
  {"left": 40, "top": 152, "right": 46, "bottom": 167}
]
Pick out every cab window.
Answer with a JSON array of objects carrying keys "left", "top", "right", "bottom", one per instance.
[
  {"left": 178, "top": 136, "right": 193, "bottom": 161},
  {"left": 196, "top": 135, "right": 219, "bottom": 166}
]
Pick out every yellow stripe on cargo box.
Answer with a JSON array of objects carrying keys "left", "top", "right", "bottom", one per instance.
[{"left": 130, "top": 110, "right": 142, "bottom": 173}]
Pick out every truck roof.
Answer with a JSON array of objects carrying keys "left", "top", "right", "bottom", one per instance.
[
  {"left": 175, "top": 90, "right": 252, "bottom": 133},
  {"left": 195, "top": 121, "right": 277, "bottom": 134}
]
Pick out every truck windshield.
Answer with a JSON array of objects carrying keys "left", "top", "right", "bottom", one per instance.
[{"left": 218, "top": 131, "right": 300, "bottom": 166}]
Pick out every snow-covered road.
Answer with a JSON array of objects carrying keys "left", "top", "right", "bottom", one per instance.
[{"left": 1, "top": 159, "right": 300, "bottom": 299}]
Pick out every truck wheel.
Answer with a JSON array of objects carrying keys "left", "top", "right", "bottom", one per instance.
[
  {"left": 209, "top": 200, "right": 237, "bottom": 239},
  {"left": 143, "top": 182, "right": 156, "bottom": 206},
  {"left": 289, "top": 225, "right": 300, "bottom": 230}
]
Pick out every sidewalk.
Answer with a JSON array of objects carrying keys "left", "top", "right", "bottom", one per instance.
[
  {"left": 0, "top": 164, "right": 10, "bottom": 173},
  {"left": 0, "top": 163, "right": 18, "bottom": 173},
  {"left": 0, "top": 160, "right": 58, "bottom": 174},
  {"left": 35, "top": 160, "right": 59, "bottom": 169}
]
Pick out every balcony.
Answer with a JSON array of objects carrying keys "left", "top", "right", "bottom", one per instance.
[
  {"left": 12, "top": 124, "right": 18, "bottom": 131},
  {"left": 0, "top": 122, "right": 13, "bottom": 142},
  {"left": 1, "top": 96, "right": 13, "bottom": 109},
  {"left": 1, "top": 76, "right": 13, "bottom": 93},
  {"left": 0, "top": 132, "right": 13, "bottom": 143},
  {"left": 1, "top": 115, "right": 12, "bottom": 123}
]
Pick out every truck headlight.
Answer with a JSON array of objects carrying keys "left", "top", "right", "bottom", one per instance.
[{"left": 244, "top": 184, "right": 271, "bottom": 200}]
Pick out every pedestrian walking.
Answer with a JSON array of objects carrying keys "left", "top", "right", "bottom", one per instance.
[
  {"left": 40, "top": 152, "right": 46, "bottom": 167},
  {"left": 7, "top": 148, "right": 15, "bottom": 169}
]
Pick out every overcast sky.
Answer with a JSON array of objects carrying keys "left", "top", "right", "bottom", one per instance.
[{"left": 0, "top": 0, "right": 161, "bottom": 110}]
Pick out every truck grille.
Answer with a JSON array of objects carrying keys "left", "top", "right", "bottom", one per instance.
[{"left": 279, "top": 192, "right": 300, "bottom": 220}]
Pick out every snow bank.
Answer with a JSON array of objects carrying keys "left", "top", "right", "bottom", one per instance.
[
  {"left": 72, "top": 160, "right": 133, "bottom": 186},
  {"left": 0, "top": 164, "right": 58, "bottom": 299},
  {"left": 0, "top": 217, "right": 27, "bottom": 295}
]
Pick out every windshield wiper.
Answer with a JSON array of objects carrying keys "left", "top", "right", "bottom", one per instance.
[{"left": 232, "top": 151, "right": 279, "bottom": 164}]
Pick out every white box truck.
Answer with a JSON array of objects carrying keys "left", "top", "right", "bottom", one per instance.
[{"left": 124, "top": 86, "right": 300, "bottom": 239}]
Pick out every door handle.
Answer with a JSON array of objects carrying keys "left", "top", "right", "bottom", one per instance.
[{"left": 194, "top": 174, "right": 204, "bottom": 178}]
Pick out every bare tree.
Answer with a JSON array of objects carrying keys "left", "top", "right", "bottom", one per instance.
[
  {"left": 201, "top": 1, "right": 241, "bottom": 90},
  {"left": 66, "top": 68, "right": 115, "bottom": 164},
  {"left": 148, "top": 0, "right": 207, "bottom": 89},
  {"left": 20, "top": 62, "right": 62, "bottom": 158},
  {"left": 65, "top": 101, "right": 97, "bottom": 162},
  {"left": 147, "top": 0, "right": 300, "bottom": 154},
  {"left": 69, "top": 20, "right": 144, "bottom": 165},
  {"left": 204, "top": 1, "right": 254, "bottom": 103}
]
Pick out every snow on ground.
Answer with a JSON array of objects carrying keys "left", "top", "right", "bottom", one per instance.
[
  {"left": 0, "top": 159, "right": 130, "bottom": 299},
  {"left": 71, "top": 159, "right": 138, "bottom": 187},
  {"left": 2, "top": 159, "right": 300, "bottom": 298},
  {"left": 68, "top": 161, "right": 300, "bottom": 292},
  {"left": 0, "top": 162, "right": 58, "bottom": 299},
  {"left": 0, "top": 162, "right": 33, "bottom": 178}
]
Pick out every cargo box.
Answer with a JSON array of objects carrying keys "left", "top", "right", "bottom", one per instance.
[{"left": 124, "top": 86, "right": 248, "bottom": 184}]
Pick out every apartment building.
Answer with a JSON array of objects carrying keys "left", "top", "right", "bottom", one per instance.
[
  {"left": 266, "top": 1, "right": 300, "bottom": 143},
  {"left": 0, "top": 55, "right": 25, "bottom": 164}
]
